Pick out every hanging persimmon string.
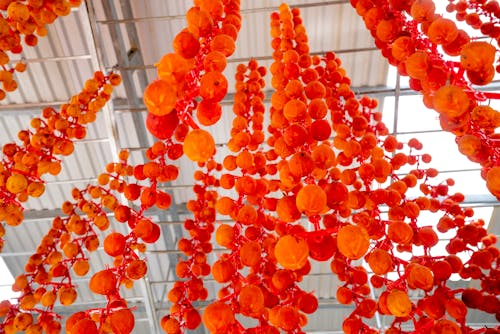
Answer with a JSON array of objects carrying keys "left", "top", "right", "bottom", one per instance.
[
  {"left": 144, "top": 0, "right": 241, "bottom": 130},
  {"left": 158, "top": 2, "right": 499, "bottom": 333},
  {"left": 0, "top": 149, "right": 165, "bottom": 333},
  {"left": 0, "top": 70, "right": 121, "bottom": 252},
  {"left": 0, "top": 1, "right": 83, "bottom": 100},
  {"left": 351, "top": 0, "right": 500, "bottom": 200}
]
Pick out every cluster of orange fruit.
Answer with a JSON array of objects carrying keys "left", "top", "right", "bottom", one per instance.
[
  {"left": 162, "top": 60, "right": 269, "bottom": 333},
  {"left": 155, "top": 2, "right": 499, "bottom": 333},
  {"left": 0, "top": 71, "right": 119, "bottom": 255},
  {"left": 144, "top": 0, "right": 241, "bottom": 131},
  {"left": 445, "top": 0, "right": 500, "bottom": 41},
  {"left": 0, "top": 0, "right": 82, "bottom": 100},
  {"left": 151, "top": 2, "right": 243, "bottom": 332},
  {"left": 352, "top": 0, "right": 500, "bottom": 200},
  {"left": 161, "top": 159, "right": 220, "bottom": 332},
  {"left": 0, "top": 148, "right": 165, "bottom": 334}
]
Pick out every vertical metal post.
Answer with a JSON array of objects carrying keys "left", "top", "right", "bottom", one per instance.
[
  {"left": 392, "top": 72, "right": 401, "bottom": 136},
  {"left": 368, "top": 278, "right": 383, "bottom": 330},
  {"left": 99, "top": 0, "right": 150, "bottom": 146}
]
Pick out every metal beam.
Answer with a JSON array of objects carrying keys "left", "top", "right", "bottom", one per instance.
[
  {"left": 112, "top": 78, "right": 500, "bottom": 113},
  {"left": 155, "top": 298, "right": 357, "bottom": 312},
  {"left": 95, "top": 0, "right": 350, "bottom": 25},
  {"left": 115, "top": 47, "right": 379, "bottom": 71},
  {"left": 20, "top": 191, "right": 499, "bottom": 224},
  {"left": 10, "top": 54, "right": 92, "bottom": 64},
  {"left": 5, "top": 78, "right": 500, "bottom": 115},
  {"left": 0, "top": 101, "right": 66, "bottom": 112}
]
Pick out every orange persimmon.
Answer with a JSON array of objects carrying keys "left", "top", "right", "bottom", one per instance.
[
  {"left": 375, "top": 19, "right": 399, "bottom": 43},
  {"left": 143, "top": 79, "right": 177, "bottom": 116},
  {"left": 295, "top": 184, "right": 327, "bottom": 215},
  {"left": 276, "top": 196, "right": 301, "bottom": 222},
  {"left": 215, "top": 224, "right": 235, "bottom": 248},
  {"left": 239, "top": 284, "right": 265, "bottom": 317},
  {"left": 197, "top": 100, "right": 222, "bottom": 126},
  {"left": 391, "top": 36, "right": 415, "bottom": 61},
  {"left": 336, "top": 286, "right": 353, "bottom": 304},
  {"left": 407, "top": 263, "right": 434, "bottom": 291},
  {"left": 66, "top": 312, "right": 88, "bottom": 333},
  {"left": 445, "top": 298, "right": 467, "bottom": 321},
  {"left": 467, "top": 64, "right": 495, "bottom": 85},
  {"left": 337, "top": 224, "right": 370, "bottom": 260},
  {"left": 442, "top": 29, "right": 470, "bottom": 56},
  {"left": 183, "top": 129, "right": 215, "bottom": 162},
  {"left": 173, "top": 30, "right": 200, "bottom": 59},
  {"left": 0, "top": 300, "right": 11, "bottom": 316},
  {"left": 109, "top": 308, "right": 135, "bottom": 334},
  {"left": 156, "top": 53, "right": 192, "bottom": 82},
  {"left": 184, "top": 308, "right": 202, "bottom": 330},
  {"left": 58, "top": 286, "right": 77, "bottom": 306},
  {"left": 283, "top": 124, "right": 308, "bottom": 148},
  {"left": 427, "top": 18, "right": 458, "bottom": 45},
  {"left": 146, "top": 111, "right": 179, "bottom": 140},
  {"left": 486, "top": 166, "right": 500, "bottom": 199},
  {"left": 210, "top": 34, "right": 235, "bottom": 57},
  {"left": 89, "top": 269, "right": 116, "bottom": 295},
  {"left": 386, "top": 289, "right": 413, "bottom": 317},
  {"left": 307, "top": 234, "right": 336, "bottom": 261},
  {"left": 212, "top": 258, "right": 234, "bottom": 283},
  {"left": 103, "top": 232, "right": 126, "bottom": 257},
  {"left": 405, "top": 51, "right": 429, "bottom": 80},
  {"left": 457, "top": 134, "right": 483, "bottom": 158},
  {"left": 69, "top": 319, "right": 98, "bottom": 334},
  {"left": 13, "top": 312, "right": 33, "bottom": 331},
  {"left": 308, "top": 98, "right": 328, "bottom": 119},
  {"left": 283, "top": 99, "right": 307, "bottom": 121},
  {"left": 199, "top": 71, "right": 228, "bottom": 102},
  {"left": 410, "top": 0, "right": 435, "bottom": 22},
  {"left": 343, "top": 317, "right": 362, "bottom": 334},
  {"left": 186, "top": 7, "right": 213, "bottom": 36},
  {"left": 160, "top": 316, "right": 181, "bottom": 334},
  {"left": 203, "top": 51, "right": 227, "bottom": 72},
  {"left": 126, "top": 259, "right": 147, "bottom": 280},
  {"left": 367, "top": 248, "right": 393, "bottom": 275},
  {"left": 6, "top": 173, "right": 28, "bottom": 194},
  {"left": 460, "top": 41, "right": 496, "bottom": 72},
  {"left": 431, "top": 319, "right": 462, "bottom": 334},
  {"left": 239, "top": 240, "right": 261, "bottom": 267},
  {"left": 356, "top": 298, "right": 377, "bottom": 318},
  {"left": 72, "top": 260, "right": 89, "bottom": 276},
  {"left": 202, "top": 302, "right": 235, "bottom": 333},
  {"left": 289, "top": 152, "right": 315, "bottom": 177},
  {"left": 274, "top": 234, "right": 309, "bottom": 270},
  {"left": 387, "top": 220, "right": 414, "bottom": 244}
]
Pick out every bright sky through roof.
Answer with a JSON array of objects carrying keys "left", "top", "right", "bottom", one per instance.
[{"left": 0, "top": 257, "right": 19, "bottom": 302}]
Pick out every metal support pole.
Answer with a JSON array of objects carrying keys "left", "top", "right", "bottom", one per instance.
[
  {"left": 96, "top": 0, "right": 350, "bottom": 25},
  {"left": 10, "top": 54, "right": 92, "bottom": 64},
  {"left": 114, "top": 47, "right": 379, "bottom": 71}
]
